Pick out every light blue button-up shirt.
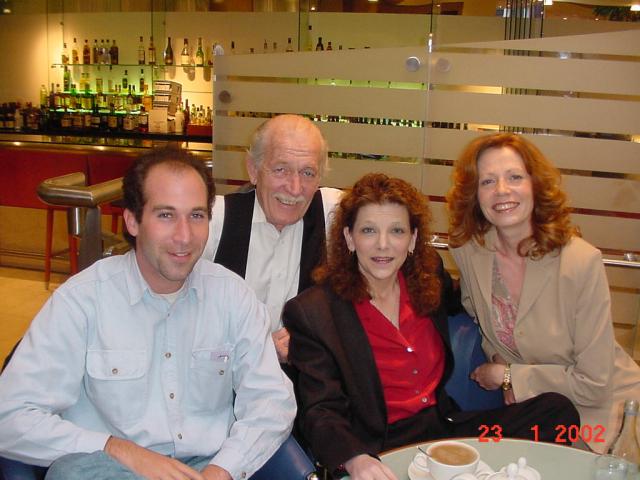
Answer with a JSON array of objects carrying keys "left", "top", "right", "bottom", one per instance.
[{"left": 0, "top": 251, "right": 295, "bottom": 479}]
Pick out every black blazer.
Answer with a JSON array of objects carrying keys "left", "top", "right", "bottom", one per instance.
[{"left": 283, "top": 256, "right": 462, "bottom": 474}]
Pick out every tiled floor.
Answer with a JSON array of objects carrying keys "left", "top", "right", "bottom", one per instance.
[{"left": 0, "top": 267, "right": 67, "bottom": 364}]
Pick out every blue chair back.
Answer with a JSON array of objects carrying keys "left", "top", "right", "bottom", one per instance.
[
  {"left": 444, "top": 312, "right": 504, "bottom": 411},
  {"left": 251, "top": 435, "right": 316, "bottom": 480},
  {"left": 0, "top": 457, "right": 46, "bottom": 480}
]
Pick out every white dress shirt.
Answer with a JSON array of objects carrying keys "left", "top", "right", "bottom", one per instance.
[
  {"left": 203, "top": 187, "right": 342, "bottom": 332},
  {"left": 0, "top": 251, "right": 295, "bottom": 479}
]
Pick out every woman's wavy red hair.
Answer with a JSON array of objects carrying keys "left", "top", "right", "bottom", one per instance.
[
  {"left": 313, "top": 173, "right": 442, "bottom": 316},
  {"left": 447, "top": 133, "right": 578, "bottom": 258}
]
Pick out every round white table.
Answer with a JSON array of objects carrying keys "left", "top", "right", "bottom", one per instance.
[{"left": 372, "top": 438, "right": 598, "bottom": 479}]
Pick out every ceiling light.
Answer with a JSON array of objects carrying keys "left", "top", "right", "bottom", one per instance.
[
  {"left": 631, "top": 4, "right": 640, "bottom": 11},
  {"left": 544, "top": 0, "right": 553, "bottom": 5}
]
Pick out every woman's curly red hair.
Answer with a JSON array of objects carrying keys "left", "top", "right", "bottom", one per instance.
[
  {"left": 313, "top": 173, "right": 442, "bottom": 316},
  {"left": 447, "top": 133, "right": 578, "bottom": 258}
]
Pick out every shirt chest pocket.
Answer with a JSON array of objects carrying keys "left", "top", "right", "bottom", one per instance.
[
  {"left": 85, "top": 350, "right": 148, "bottom": 426},
  {"left": 187, "top": 347, "right": 233, "bottom": 413}
]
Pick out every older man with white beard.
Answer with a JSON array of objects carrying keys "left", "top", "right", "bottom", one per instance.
[{"left": 202, "top": 114, "right": 342, "bottom": 365}]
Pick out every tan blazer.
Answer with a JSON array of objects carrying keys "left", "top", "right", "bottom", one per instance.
[{"left": 451, "top": 229, "right": 640, "bottom": 452}]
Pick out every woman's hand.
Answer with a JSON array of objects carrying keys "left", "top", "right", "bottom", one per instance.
[
  {"left": 344, "top": 454, "right": 398, "bottom": 480},
  {"left": 470, "top": 362, "right": 506, "bottom": 390}
]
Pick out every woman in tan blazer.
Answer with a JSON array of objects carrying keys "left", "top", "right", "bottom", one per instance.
[{"left": 447, "top": 133, "right": 640, "bottom": 453}]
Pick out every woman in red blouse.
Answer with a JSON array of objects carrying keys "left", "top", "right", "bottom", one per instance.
[{"left": 283, "top": 173, "right": 578, "bottom": 480}]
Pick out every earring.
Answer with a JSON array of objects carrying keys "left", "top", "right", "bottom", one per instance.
[{"left": 408, "top": 249, "right": 414, "bottom": 256}]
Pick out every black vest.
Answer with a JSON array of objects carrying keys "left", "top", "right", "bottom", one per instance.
[{"left": 214, "top": 189, "right": 326, "bottom": 294}]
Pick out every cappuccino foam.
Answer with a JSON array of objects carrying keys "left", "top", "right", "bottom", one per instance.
[{"left": 429, "top": 444, "right": 477, "bottom": 466}]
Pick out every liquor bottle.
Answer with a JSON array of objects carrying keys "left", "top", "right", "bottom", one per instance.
[
  {"left": 286, "top": 37, "right": 294, "bottom": 52},
  {"left": 195, "top": 37, "right": 204, "bottom": 66},
  {"left": 139, "top": 69, "right": 145, "bottom": 95},
  {"left": 164, "top": 37, "right": 174, "bottom": 65},
  {"left": 230, "top": 41, "right": 236, "bottom": 55},
  {"left": 61, "top": 42, "right": 69, "bottom": 64},
  {"left": 83, "top": 39, "right": 91, "bottom": 64},
  {"left": 110, "top": 39, "right": 119, "bottom": 65},
  {"left": 39, "top": 84, "right": 48, "bottom": 108},
  {"left": 327, "top": 41, "right": 333, "bottom": 51},
  {"left": 92, "top": 39, "right": 99, "bottom": 64},
  {"left": 180, "top": 38, "right": 190, "bottom": 66},
  {"left": 148, "top": 36, "right": 157, "bottom": 65},
  {"left": 71, "top": 38, "right": 79, "bottom": 64},
  {"left": 263, "top": 39, "right": 268, "bottom": 54},
  {"left": 63, "top": 66, "right": 71, "bottom": 92},
  {"left": 137, "top": 105, "right": 148, "bottom": 133},
  {"left": 184, "top": 99, "right": 190, "bottom": 129},
  {"left": 315, "top": 37, "right": 324, "bottom": 51},
  {"left": 99, "top": 39, "right": 106, "bottom": 63},
  {"left": 175, "top": 102, "right": 185, "bottom": 133},
  {"left": 103, "top": 40, "right": 111, "bottom": 64},
  {"left": 273, "top": 41, "right": 277, "bottom": 52},
  {"left": 609, "top": 399, "right": 640, "bottom": 477},
  {"left": 122, "top": 70, "right": 129, "bottom": 90},
  {"left": 96, "top": 74, "right": 104, "bottom": 94},
  {"left": 138, "top": 36, "right": 145, "bottom": 64}
]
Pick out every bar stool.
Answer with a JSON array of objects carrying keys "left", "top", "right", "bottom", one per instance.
[
  {"left": 0, "top": 148, "right": 89, "bottom": 288},
  {"left": 44, "top": 205, "right": 79, "bottom": 289}
]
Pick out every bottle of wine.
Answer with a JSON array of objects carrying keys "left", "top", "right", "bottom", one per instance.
[
  {"left": 110, "top": 39, "right": 119, "bottom": 65},
  {"left": 195, "top": 37, "right": 204, "bottom": 66},
  {"left": 148, "top": 36, "right": 157, "bottom": 65},
  {"left": 61, "top": 42, "right": 69, "bottom": 64},
  {"left": 71, "top": 38, "right": 79, "bottom": 64},
  {"left": 286, "top": 37, "right": 294, "bottom": 52},
  {"left": 92, "top": 39, "right": 99, "bottom": 64},
  {"left": 139, "top": 69, "right": 145, "bottom": 95},
  {"left": 164, "top": 37, "right": 174, "bottom": 65},
  {"left": 138, "top": 36, "right": 145, "bottom": 65},
  {"left": 609, "top": 399, "right": 640, "bottom": 478},
  {"left": 315, "top": 37, "right": 324, "bottom": 51},
  {"left": 180, "top": 38, "right": 190, "bottom": 66},
  {"left": 83, "top": 39, "right": 91, "bottom": 64}
]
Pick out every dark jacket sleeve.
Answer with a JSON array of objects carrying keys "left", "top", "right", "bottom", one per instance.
[{"left": 283, "top": 289, "right": 376, "bottom": 473}]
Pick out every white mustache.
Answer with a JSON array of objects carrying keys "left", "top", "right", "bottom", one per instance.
[{"left": 274, "top": 193, "right": 306, "bottom": 205}]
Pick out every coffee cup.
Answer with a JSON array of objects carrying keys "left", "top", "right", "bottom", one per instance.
[{"left": 426, "top": 441, "right": 480, "bottom": 480}]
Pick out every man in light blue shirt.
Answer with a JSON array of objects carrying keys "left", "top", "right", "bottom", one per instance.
[{"left": 0, "top": 148, "right": 296, "bottom": 480}]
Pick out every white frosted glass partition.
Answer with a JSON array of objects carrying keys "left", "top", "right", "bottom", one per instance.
[{"left": 213, "top": 29, "right": 640, "bottom": 357}]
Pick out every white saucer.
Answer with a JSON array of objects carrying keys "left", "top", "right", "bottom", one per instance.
[{"left": 407, "top": 460, "right": 493, "bottom": 480}]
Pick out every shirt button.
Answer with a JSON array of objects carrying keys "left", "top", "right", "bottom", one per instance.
[
  {"left": 421, "top": 397, "right": 428, "bottom": 403},
  {"left": 177, "top": 433, "right": 183, "bottom": 440},
  {"left": 241, "top": 473, "right": 247, "bottom": 478},
  {"left": 169, "top": 393, "right": 175, "bottom": 399},
  {"left": 412, "top": 369, "right": 418, "bottom": 375},
  {"left": 219, "top": 370, "right": 225, "bottom": 375},
  {"left": 415, "top": 389, "right": 420, "bottom": 394},
  {"left": 165, "top": 352, "right": 172, "bottom": 359},
  {"left": 407, "top": 347, "right": 414, "bottom": 353},
  {"left": 111, "top": 368, "right": 118, "bottom": 375}
]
